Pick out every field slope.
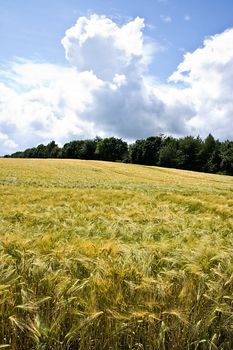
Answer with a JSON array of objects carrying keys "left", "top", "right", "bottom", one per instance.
[{"left": 0, "top": 159, "right": 233, "bottom": 349}]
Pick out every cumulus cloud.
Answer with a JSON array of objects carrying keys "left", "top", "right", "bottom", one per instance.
[
  {"left": 61, "top": 15, "right": 153, "bottom": 81},
  {"left": 169, "top": 28, "right": 233, "bottom": 139},
  {"left": 0, "top": 131, "right": 18, "bottom": 150},
  {"left": 0, "top": 61, "right": 104, "bottom": 154},
  {"left": 0, "top": 14, "right": 233, "bottom": 155}
]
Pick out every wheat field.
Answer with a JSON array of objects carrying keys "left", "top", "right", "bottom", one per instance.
[{"left": 0, "top": 158, "right": 233, "bottom": 349}]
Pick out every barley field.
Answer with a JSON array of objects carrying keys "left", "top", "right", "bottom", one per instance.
[{"left": 0, "top": 158, "right": 233, "bottom": 350}]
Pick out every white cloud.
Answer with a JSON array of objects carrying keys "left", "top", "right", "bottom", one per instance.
[
  {"left": 61, "top": 15, "right": 153, "bottom": 81},
  {"left": 169, "top": 28, "right": 233, "bottom": 139},
  {"left": 0, "top": 62, "right": 104, "bottom": 154},
  {"left": 0, "top": 131, "right": 18, "bottom": 150},
  {"left": 0, "top": 15, "right": 233, "bottom": 155}
]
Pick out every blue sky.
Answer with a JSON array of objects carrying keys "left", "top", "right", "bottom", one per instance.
[
  {"left": 1, "top": 0, "right": 233, "bottom": 81},
  {"left": 0, "top": 0, "right": 233, "bottom": 154}
]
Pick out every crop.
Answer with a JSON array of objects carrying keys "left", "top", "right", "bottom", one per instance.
[{"left": 0, "top": 158, "right": 233, "bottom": 349}]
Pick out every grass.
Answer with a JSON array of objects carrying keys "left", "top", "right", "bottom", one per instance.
[{"left": 0, "top": 158, "right": 233, "bottom": 349}]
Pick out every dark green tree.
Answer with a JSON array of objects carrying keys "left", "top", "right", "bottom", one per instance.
[
  {"left": 220, "top": 141, "right": 233, "bottom": 175},
  {"left": 95, "top": 137, "right": 128, "bottom": 162},
  {"left": 158, "top": 137, "right": 179, "bottom": 168},
  {"left": 177, "top": 136, "right": 202, "bottom": 171},
  {"left": 142, "top": 136, "right": 163, "bottom": 165},
  {"left": 199, "top": 134, "right": 217, "bottom": 172},
  {"left": 61, "top": 140, "right": 84, "bottom": 159},
  {"left": 129, "top": 139, "right": 146, "bottom": 164},
  {"left": 79, "top": 139, "right": 98, "bottom": 160},
  {"left": 46, "top": 141, "right": 60, "bottom": 158}
]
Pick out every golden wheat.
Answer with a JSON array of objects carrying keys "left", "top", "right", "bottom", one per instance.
[{"left": 0, "top": 158, "right": 233, "bottom": 349}]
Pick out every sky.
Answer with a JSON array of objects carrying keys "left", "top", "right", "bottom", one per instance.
[{"left": 0, "top": 0, "right": 233, "bottom": 155}]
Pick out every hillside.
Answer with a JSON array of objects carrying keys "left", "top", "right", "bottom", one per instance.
[{"left": 0, "top": 159, "right": 233, "bottom": 349}]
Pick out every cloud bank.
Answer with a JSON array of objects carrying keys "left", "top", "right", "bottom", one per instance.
[{"left": 0, "top": 14, "right": 233, "bottom": 154}]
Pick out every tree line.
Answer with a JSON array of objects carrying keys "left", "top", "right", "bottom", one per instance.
[{"left": 4, "top": 134, "right": 233, "bottom": 175}]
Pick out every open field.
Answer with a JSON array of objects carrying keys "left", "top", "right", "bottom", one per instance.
[{"left": 0, "top": 158, "right": 233, "bottom": 349}]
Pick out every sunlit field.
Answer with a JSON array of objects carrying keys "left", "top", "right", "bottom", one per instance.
[{"left": 0, "top": 158, "right": 233, "bottom": 349}]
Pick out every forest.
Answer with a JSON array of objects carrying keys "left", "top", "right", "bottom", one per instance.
[{"left": 4, "top": 134, "right": 233, "bottom": 176}]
